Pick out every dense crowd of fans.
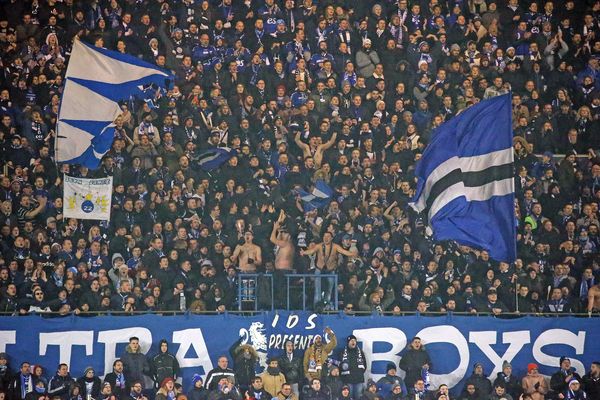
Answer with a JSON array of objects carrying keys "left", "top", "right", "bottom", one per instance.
[
  {"left": 1, "top": 334, "right": 599, "bottom": 400},
  {"left": 2, "top": 0, "right": 600, "bottom": 316}
]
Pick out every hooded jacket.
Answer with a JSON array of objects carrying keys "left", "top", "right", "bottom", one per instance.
[
  {"left": 151, "top": 340, "right": 180, "bottom": 387},
  {"left": 259, "top": 367, "right": 286, "bottom": 399},
  {"left": 229, "top": 339, "right": 258, "bottom": 388}
]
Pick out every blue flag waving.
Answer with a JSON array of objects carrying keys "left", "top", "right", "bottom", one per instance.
[
  {"left": 196, "top": 147, "right": 236, "bottom": 171},
  {"left": 410, "top": 94, "right": 516, "bottom": 262},
  {"left": 298, "top": 180, "right": 334, "bottom": 211},
  {"left": 56, "top": 40, "right": 173, "bottom": 169}
]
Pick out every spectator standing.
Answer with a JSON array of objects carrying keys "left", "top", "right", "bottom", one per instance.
[
  {"left": 121, "top": 337, "right": 150, "bottom": 389},
  {"left": 304, "top": 328, "right": 337, "bottom": 382},
  {"left": 399, "top": 338, "right": 431, "bottom": 389},
  {"left": 339, "top": 335, "right": 367, "bottom": 398},
  {"left": 205, "top": 357, "right": 235, "bottom": 391},
  {"left": 278, "top": 340, "right": 302, "bottom": 394},
  {"left": 151, "top": 340, "right": 180, "bottom": 390},
  {"left": 493, "top": 361, "right": 521, "bottom": 399}
]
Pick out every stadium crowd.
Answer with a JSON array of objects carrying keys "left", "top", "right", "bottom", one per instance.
[
  {"left": 2, "top": 0, "right": 600, "bottom": 317},
  {"left": 0, "top": 333, "right": 600, "bottom": 400}
]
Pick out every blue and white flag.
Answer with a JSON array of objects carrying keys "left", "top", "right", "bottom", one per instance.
[
  {"left": 196, "top": 147, "right": 236, "bottom": 170},
  {"left": 410, "top": 94, "right": 516, "bottom": 262},
  {"left": 56, "top": 40, "right": 173, "bottom": 169},
  {"left": 298, "top": 180, "right": 334, "bottom": 211}
]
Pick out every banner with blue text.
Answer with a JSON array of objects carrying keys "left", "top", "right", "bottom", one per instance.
[{"left": 0, "top": 313, "right": 597, "bottom": 392}]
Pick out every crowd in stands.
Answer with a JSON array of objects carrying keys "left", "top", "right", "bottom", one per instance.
[
  {"left": 2, "top": 0, "right": 600, "bottom": 316},
  {"left": 1, "top": 333, "right": 599, "bottom": 400}
]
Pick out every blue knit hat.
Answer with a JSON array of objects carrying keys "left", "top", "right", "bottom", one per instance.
[{"left": 191, "top": 374, "right": 203, "bottom": 386}]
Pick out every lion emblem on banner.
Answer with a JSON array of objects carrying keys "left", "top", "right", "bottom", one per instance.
[{"left": 239, "top": 321, "right": 268, "bottom": 369}]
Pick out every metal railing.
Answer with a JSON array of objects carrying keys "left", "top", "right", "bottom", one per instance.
[
  {"left": 236, "top": 273, "right": 274, "bottom": 311},
  {"left": 286, "top": 273, "right": 339, "bottom": 311}
]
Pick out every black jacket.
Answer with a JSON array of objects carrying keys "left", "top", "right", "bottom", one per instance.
[
  {"left": 76, "top": 376, "right": 101, "bottom": 399},
  {"left": 48, "top": 373, "right": 74, "bottom": 400},
  {"left": 339, "top": 347, "right": 367, "bottom": 384},
  {"left": 278, "top": 352, "right": 303, "bottom": 385},
  {"left": 398, "top": 348, "right": 431, "bottom": 388},
  {"left": 582, "top": 373, "right": 600, "bottom": 400},
  {"left": 151, "top": 344, "right": 180, "bottom": 387},
  {"left": 205, "top": 367, "right": 236, "bottom": 391},
  {"left": 550, "top": 369, "right": 582, "bottom": 395},
  {"left": 493, "top": 372, "right": 522, "bottom": 399}
]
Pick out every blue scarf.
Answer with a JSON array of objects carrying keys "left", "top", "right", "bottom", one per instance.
[{"left": 21, "top": 374, "right": 31, "bottom": 398}]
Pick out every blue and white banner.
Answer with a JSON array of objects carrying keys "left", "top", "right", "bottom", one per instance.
[
  {"left": 56, "top": 39, "right": 173, "bottom": 169},
  {"left": 63, "top": 175, "right": 113, "bottom": 220},
  {"left": 197, "top": 147, "right": 237, "bottom": 171},
  {"left": 0, "top": 313, "right": 597, "bottom": 394},
  {"left": 410, "top": 94, "right": 516, "bottom": 262},
  {"left": 298, "top": 180, "right": 333, "bottom": 211}
]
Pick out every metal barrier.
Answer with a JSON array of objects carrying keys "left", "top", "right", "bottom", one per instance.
[
  {"left": 285, "top": 273, "right": 339, "bottom": 311},
  {"left": 237, "top": 273, "right": 274, "bottom": 311}
]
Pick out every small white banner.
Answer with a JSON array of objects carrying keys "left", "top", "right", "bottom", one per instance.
[{"left": 63, "top": 175, "right": 113, "bottom": 220}]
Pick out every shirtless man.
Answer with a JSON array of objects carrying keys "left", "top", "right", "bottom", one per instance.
[
  {"left": 270, "top": 210, "right": 294, "bottom": 271},
  {"left": 294, "top": 130, "right": 337, "bottom": 168},
  {"left": 232, "top": 231, "right": 262, "bottom": 273},
  {"left": 588, "top": 284, "right": 600, "bottom": 316},
  {"left": 301, "top": 231, "right": 357, "bottom": 306},
  {"left": 300, "top": 231, "right": 357, "bottom": 271}
]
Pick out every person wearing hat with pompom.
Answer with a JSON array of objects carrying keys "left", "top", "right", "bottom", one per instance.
[
  {"left": 188, "top": 375, "right": 208, "bottom": 400},
  {"left": 493, "top": 361, "right": 522, "bottom": 399},
  {"left": 521, "top": 363, "right": 548, "bottom": 400},
  {"left": 559, "top": 379, "right": 587, "bottom": 400},
  {"left": 338, "top": 335, "right": 366, "bottom": 398},
  {"left": 551, "top": 357, "right": 582, "bottom": 397}
]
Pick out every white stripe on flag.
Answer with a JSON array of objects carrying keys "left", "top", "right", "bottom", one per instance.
[
  {"left": 428, "top": 177, "right": 515, "bottom": 220},
  {"left": 413, "top": 148, "right": 514, "bottom": 212}
]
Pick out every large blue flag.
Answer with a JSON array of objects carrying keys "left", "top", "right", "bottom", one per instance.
[
  {"left": 410, "top": 94, "right": 516, "bottom": 262},
  {"left": 56, "top": 40, "right": 173, "bottom": 169}
]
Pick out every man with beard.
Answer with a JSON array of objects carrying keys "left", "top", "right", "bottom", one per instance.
[
  {"left": 259, "top": 358, "right": 286, "bottom": 398},
  {"left": 303, "top": 327, "right": 337, "bottom": 381}
]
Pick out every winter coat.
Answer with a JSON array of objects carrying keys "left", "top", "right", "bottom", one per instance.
[
  {"left": 278, "top": 352, "right": 303, "bottom": 385},
  {"left": 582, "top": 373, "right": 600, "bottom": 400},
  {"left": 104, "top": 371, "right": 129, "bottom": 399},
  {"left": 7, "top": 373, "right": 34, "bottom": 400},
  {"left": 205, "top": 367, "right": 236, "bottom": 391},
  {"left": 229, "top": 340, "right": 259, "bottom": 388},
  {"left": 339, "top": 347, "right": 367, "bottom": 384},
  {"left": 550, "top": 369, "right": 582, "bottom": 395},
  {"left": 303, "top": 333, "right": 338, "bottom": 381},
  {"left": 304, "top": 389, "right": 330, "bottom": 400},
  {"left": 377, "top": 375, "right": 407, "bottom": 398},
  {"left": 464, "top": 373, "right": 492, "bottom": 399},
  {"left": 188, "top": 387, "right": 209, "bottom": 400},
  {"left": 493, "top": 372, "right": 522, "bottom": 399},
  {"left": 0, "top": 364, "right": 12, "bottom": 392},
  {"left": 277, "top": 391, "right": 299, "bottom": 400},
  {"left": 398, "top": 346, "right": 431, "bottom": 388},
  {"left": 259, "top": 370, "right": 286, "bottom": 399},
  {"left": 324, "top": 376, "right": 343, "bottom": 399},
  {"left": 522, "top": 373, "right": 548, "bottom": 400},
  {"left": 47, "top": 373, "right": 74, "bottom": 400},
  {"left": 76, "top": 376, "right": 101, "bottom": 399},
  {"left": 120, "top": 345, "right": 150, "bottom": 385}
]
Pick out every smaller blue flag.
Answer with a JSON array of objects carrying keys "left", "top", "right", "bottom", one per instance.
[
  {"left": 196, "top": 147, "right": 236, "bottom": 170},
  {"left": 298, "top": 180, "right": 333, "bottom": 211}
]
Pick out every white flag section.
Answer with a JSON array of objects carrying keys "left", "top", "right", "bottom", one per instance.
[
  {"left": 63, "top": 175, "right": 113, "bottom": 220},
  {"left": 56, "top": 39, "right": 172, "bottom": 169}
]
